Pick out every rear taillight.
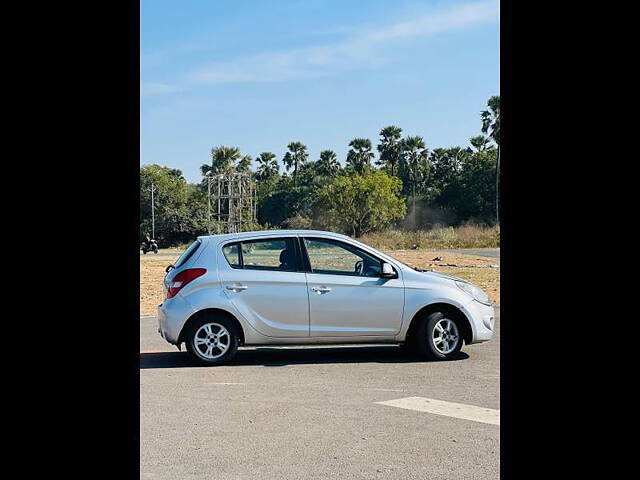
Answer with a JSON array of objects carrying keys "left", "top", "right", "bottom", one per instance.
[{"left": 166, "top": 268, "right": 207, "bottom": 298}]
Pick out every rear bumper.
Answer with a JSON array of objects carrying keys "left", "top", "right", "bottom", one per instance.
[
  {"left": 157, "top": 294, "right": 196, "bottom": 345},
  {"left": 465, "top": 300, "right": 495, "bottom": 344}
]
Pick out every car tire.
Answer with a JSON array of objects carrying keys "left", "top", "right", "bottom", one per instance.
[
  {"left": 399, "top": 335, "right": 419, "bottom": 354},
  {"left": 185, "top": 313, "right": 240, "bottom": 365},
  {"left": 416, "top": 311, "right": 463, "bottom": 361}
]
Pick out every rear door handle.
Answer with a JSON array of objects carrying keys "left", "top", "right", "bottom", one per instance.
[
  {"left": 226, "top": 284, "right": 248, "bottom": 292},
  {"left": 312, "top": 286, "right": 332, "bottom": 294}
]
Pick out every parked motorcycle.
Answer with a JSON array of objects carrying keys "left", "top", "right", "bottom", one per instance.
[{"left": 141, "top": 238, "right": 158, "bottom": 254}]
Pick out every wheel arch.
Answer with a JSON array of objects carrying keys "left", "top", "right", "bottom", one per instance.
[
  {"left": 178, "top": 308, "right": 246, "bottom": 346},
  {"left": 405, "top": 302, "right": 473, "bottom": 346}
]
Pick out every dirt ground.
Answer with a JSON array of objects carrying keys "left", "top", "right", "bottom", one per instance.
[
  {"left": 140, "top": 250, "right": 499, "bottom": 316},
  {"left": 390, "top": 250, "right": 500, "bottom": 307}
]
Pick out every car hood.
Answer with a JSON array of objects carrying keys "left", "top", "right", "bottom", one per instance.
[{"left": 411, "top": 268, "right": 466, "bottom": 284}]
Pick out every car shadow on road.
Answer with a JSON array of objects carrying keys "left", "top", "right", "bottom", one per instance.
[{"left": 140, "top": 346, "right": 469, "bottom": 369}]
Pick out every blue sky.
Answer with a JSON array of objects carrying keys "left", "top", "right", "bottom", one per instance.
[{"left": 141, "top": 0, "right": 499, "bottom": 183}]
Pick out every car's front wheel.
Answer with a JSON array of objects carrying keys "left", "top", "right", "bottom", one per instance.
[
  {"left": 185, "top": 314, "right": 239, "bottom": 365},
  {"left": 416, "top": 311, "right": 463, "bottom": 360}
]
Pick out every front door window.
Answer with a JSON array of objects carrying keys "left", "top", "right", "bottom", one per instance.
[{"left": 303, "top": 238, "right": 382, "bottom": 277}]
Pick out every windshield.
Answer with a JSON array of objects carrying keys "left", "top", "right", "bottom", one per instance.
[
  {"left": 174, "top": 240, "right": 201, "bottom": 268},
  {"left": 378, "top": 251, "right": 426, "bottom": 272}
]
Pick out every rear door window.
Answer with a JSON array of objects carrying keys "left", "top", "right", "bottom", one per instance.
[
  {"left": 221, "top": 237, "right": 299, "bottom": 272},
  {"left": 241, "top": 238, "right": 297, "bottom": 271}
]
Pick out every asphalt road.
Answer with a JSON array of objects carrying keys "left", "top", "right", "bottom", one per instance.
[{"left": 140, "top": 310, "right": 500, "bottom": 479}]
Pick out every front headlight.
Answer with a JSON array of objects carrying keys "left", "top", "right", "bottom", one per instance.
[{"left": 455, "top": 280, "right": 491, "bottom": 306}]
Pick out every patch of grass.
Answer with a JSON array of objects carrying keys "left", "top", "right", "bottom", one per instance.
[{"left": 359, "top": 225, "right": 500, "bottom": 250}]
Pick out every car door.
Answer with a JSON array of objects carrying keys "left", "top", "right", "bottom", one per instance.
[
  {"left": 302, "top": 237, "right": 404, "bottom": 337},
  {"left": 217, "top": 236, "right": 310, "bottom": 337}
]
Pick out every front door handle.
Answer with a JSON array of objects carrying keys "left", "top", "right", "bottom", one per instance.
[
  {"left": 312, "top": 286, "right": 332, "bottom": 294},
  {"left": 226, "top": 284, "right": 248, "bottom": 292}
]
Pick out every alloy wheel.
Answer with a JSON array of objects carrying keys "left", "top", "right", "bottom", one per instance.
[
  {"left": 432, "top": 318, "right": 459, "bottom": 354},
  {"left": 194, "top": 322, "right": 230, "bottom": 359}
]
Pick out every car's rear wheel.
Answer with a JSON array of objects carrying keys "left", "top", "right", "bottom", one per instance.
[
  {"left": 416, "top": 311, "right": 463, "bottom": 360},
  {"left": 185, "top": 314, "right": 239, "bottom": 365}
]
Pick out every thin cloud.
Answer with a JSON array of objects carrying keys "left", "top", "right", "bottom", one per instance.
[
  {"left": 365, "top": 0, "right": 498, "bottom": 42},
  {"left": 151, "top": 0, "right": 498, "bottom": 90}
]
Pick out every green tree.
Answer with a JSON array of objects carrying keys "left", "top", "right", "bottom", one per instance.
[
  {"left": 255, "top": 152, "right": 279, "bottom": 180},
  {"left": 376, "top": 126, "right": 403, "bottom": 176},
  {"left": 316, "top": 170, "right": 406, "bottom": 237},
  {"left": 295, "top": 161, "right": 321, "bottom": 187},
  {"left": 282, "top": 141, "right": 308, "bottom": 186},
  {"left": 236, "top": 154, "right": 252, "bottom": 172},
  {"left": 444, "top": 150, "right": 497, "bottom": 223},
  {"left": 316, "top": 150, "right": 340, "bottom": 177},
  {"left": 398, "top": 136, "right": 430, "bottom": 226},
  {"left": 430, "top": 147, "right": 473, "bottom": 224},
  {"left": 481, "top": 95, "right": 500, "bottom": 223},
  {"left": 184, "top": 183, "right": 209, "bottom": 236},
  {"left": 481, "top": 96, "right": 500, "bottom": 144},
  {"left": 469, "top": 135, "right": 493, "bottom": 153},
  {"left": 140, "top": 165, "right": 207, "bottom": 246},
  {"left": 430, "top": 147, "right": 467, "bottom": 192},
  {"left": 258, "top": 183, "right": 311, "bottom": 226},
  {"left": 346, "top": 138, "right": 375, "bottom": 174},
  {"left": 201, "top": 146, "right": 242, "bottom": 177}
]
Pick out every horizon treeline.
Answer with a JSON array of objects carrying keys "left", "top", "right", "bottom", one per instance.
[{"left": 140, "top": 96, "right": 499, "bottom": 246}]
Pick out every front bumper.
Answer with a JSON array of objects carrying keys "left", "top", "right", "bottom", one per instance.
[
  {"left": 157, "top": 294, "right": 196, "bottom": 345},
  {"left": 464, "top": 300, "right": 495, "bottom": 344}
]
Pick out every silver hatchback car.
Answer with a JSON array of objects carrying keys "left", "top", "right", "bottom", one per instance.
[{"left": 157, "top": 230, "right": 494, "bottom": 365}]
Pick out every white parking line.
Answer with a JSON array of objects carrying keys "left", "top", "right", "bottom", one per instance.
[{"left": 376, "top": 396, "right": 500, "bottom": 425}]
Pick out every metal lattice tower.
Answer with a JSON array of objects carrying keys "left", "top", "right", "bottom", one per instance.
[{"left": 207, "top": 171, "right": 257, "bottom": 234}]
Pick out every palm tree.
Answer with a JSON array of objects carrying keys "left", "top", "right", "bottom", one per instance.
[
  {"left": 469, "top": 135, "right": 492, "bottom": 153},
  {"left": 255, "top": 152, "right": 279, "bottom": 180},
  {"left": 283, "top": 141, "right": 308, "bottom": 185},
  {"left": 376, "top": 126, "right": 403, "bottom": 176},
  {"left": 346, "top": 138, "right": 374, "bottom": 174},
  {"left": 401, "top": 136, "right": 429, "bottom": 228},
  {"left": 445, "top": 147, "right": 468, "bottom": 172},
  {"left": 481, "top": 95, "right": 500, "bottom": 223},
  {"left": 316, "top": 150, "right": 340, "bottom": 177},
  {"left": 201, "top": 146, "right": 242, "bottom": 177},
  {"left": 236, "top": 154, "right": 252, "bottom": 172}
]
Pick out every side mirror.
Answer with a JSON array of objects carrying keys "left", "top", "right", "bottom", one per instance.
[
  {"left": 380, "top": 262, "right": 397, "bottom": 279},
  {"left": 165, "top": 264, "right": 175, "bottom": 273}
]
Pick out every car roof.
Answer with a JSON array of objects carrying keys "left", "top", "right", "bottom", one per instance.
[{"left": 198, "top": 229, "right": 353, "bottom": 243}]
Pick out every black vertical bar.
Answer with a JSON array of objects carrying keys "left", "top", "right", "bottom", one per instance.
[{"left": 129, "top": 0, "right": 141, "bottom": 475}]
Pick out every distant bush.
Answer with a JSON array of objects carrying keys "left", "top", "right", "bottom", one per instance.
[
  {"left": 358, "top": 224, "right": 499, "bottom": 250},
  {"left": 282, "top": 214, "right": 313, "bottom": 229}
]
